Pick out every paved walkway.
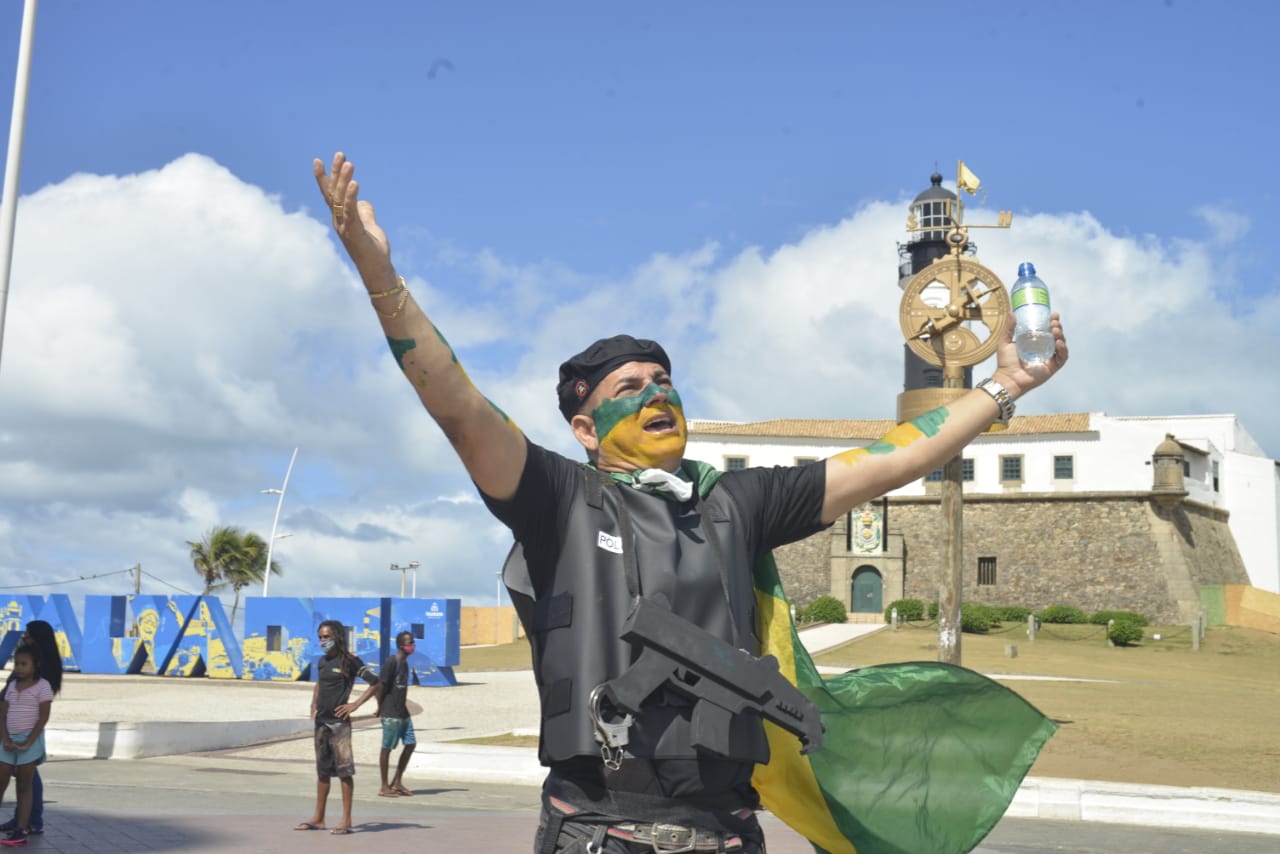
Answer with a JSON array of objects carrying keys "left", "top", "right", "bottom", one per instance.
[{"left": 8, "top": 622, "right": 1279, "bottom": 844}]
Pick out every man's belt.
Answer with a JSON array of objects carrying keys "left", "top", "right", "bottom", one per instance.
[{"left": 608, "top": 821, "right": 743, "bottom": 853}]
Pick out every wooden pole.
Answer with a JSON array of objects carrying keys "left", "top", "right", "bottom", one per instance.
[
  {"left": 937, "top": 364, "right": 966, "bottom": 665},
  {"left": 937, "top": 452, "right": 964, "bottom": 664}
]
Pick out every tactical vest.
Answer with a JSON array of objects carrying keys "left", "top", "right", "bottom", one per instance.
[{"left": 503, "top": 467, "right": 768, "bottom": 769}]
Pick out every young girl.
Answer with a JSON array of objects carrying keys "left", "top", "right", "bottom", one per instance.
[
  {"left": 1, "top": 621, "right": 62, "bottom": 837},
  {"left": 0, "top": 644, "right": 53, "bottom": 847}
]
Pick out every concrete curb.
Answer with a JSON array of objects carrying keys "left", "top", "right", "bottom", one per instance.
[
  {"left": 1011, "top": 776, "right": 1280, "bottom": 836},
  {"left": 49, "top": 718, "right": 312, "bottom": 760}
]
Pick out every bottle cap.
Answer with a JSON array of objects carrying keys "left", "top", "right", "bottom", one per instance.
[{"left": 1018, "top": 262, "right": 1037, "bottom": 277}]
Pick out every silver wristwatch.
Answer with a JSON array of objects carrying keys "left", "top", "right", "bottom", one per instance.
[{"left": 976, "top": 378, "right": 1015, "bottom": 425}]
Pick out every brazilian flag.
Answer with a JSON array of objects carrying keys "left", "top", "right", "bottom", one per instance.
[
  {"left": 750, "top": 551, "right": 1056, "bottom": 854},
  {"left": 629, "top": 460, "right": 1055, "bottom": 853}
]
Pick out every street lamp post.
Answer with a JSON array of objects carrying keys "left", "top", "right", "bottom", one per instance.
[
  {"left": 390, "top": 561, "right": 420, "bottom": 598},
  {"left": 261, "top": 447, "right": 298, "bottom": 597}
]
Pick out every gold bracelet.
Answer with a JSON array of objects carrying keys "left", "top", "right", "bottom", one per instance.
[
  {"left": 367, "top": 276, "right": 406, "bottom": 300},
  {"left": 373, "top": 284, "right": 411, "bottom": 320}
]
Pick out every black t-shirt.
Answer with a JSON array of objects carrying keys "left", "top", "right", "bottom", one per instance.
[
  {"left": 315, "top": 651, "right": 377, "bottom": 723},
  {"left": 379, "top": 654, "right": 410, "bottom": 719},
  {"left": 485, "top": 439, "right": 829, "bottom": 590}
]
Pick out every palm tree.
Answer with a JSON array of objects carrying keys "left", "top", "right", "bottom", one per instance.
[
  {"left": 188, "top": 527, "right": 284, "bottom": 624},
  {"left": 212, "top": 531, "right": 282, "bottom": 626},
  {"left": 187, "top": 525, "right": 244, "bottom": 594}
]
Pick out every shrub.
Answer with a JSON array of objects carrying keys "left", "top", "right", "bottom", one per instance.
[
  {"left": 960, "top": 603, "right": 996, "bottom": 633},
  {"left": 993, "top": 605, "right": 1032, "bottom": 623},
  {"left": 1090, "top": 610, "right": 1149, "bottom": 627},
  {"left": 803, "top": 596, "right": 848, "bottom": 624},
  {"left": 885, "top": 598, "right": 925, "bottom": 622},
  {"left": 927, "top": 601, "right": 940, "bottom": 620},
  {"left": 1108, "top": 616, "right": 1145, "bottom": 646},
  {"left": 1037, "top": 604, "right": 1088, "bottom": 624}
]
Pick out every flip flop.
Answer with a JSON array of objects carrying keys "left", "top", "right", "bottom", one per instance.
[
  {"left": 330, "top": 826, "right": 354, "bottom": 835},
  {"left": 378, "top": 790, "right": 399, "bottom": 798},
  {"left": 393, "top": 785, "right": 413, "bottom": 796},
  {"left": 293, "top": 822, "right": 324, "bottom": 831}
]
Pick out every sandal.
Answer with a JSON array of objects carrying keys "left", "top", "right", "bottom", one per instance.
[
  {"left": 293, "top": 822, "right": 324, "bottom": 831},
  {"left": 330, "top": 826, "right": 354, "bottom": 835}
]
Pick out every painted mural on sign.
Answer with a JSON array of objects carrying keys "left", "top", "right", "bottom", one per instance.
[{"left": 0, "top": 595, "right": 460, "bottom": 685}]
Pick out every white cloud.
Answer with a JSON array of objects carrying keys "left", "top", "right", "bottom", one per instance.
[
  {"left": 1, "top": 157, "right": 1275, "bottom": 611},
  {"left": 1194, "top": 204, "right": 1251, "bottom": 245}
]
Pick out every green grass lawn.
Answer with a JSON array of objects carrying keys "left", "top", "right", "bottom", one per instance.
[
  {"left": 814, "top": 622, "right": 1280, "bottom": 793},
  {"left": 456, "top": 625, "right": 1280, "bottom": 793}
]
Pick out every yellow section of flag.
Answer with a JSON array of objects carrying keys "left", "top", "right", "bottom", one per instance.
[{"left": 958, "top": 160, "right": 981, "bottom": 195}]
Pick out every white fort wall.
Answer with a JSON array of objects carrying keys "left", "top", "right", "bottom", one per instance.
[{"left": 687, "top": 412, "right": 1279, "bottom": 595}]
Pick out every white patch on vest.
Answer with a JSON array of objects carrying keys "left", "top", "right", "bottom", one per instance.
[{"left": 597, "top": 531, "right": 623, "bottom": 554}]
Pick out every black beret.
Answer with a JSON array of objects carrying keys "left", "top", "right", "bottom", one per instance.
[{"left": 556, "top": 334, "right": 671, "bottom": 421}]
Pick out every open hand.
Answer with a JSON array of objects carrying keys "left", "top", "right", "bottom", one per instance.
[{"left": 312, "top": 152, "right": 392, "bottom": 272}]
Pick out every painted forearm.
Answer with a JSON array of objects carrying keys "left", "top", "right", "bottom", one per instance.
[
  {"left": 821, "top": 386, "right": 1004, "bottom": 521},
  {"left": 370, "top": 278, "right": 527, "bottom": 500},
  {"left": 378, "top": 293, "right": 520, "bottom": 436}
]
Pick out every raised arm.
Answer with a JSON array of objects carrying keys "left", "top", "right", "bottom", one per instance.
[
  {"left": 820, "top": 313, "right": 1068, "bottom": 523},
  {"left": 313, "top": 153, "right": 527, "bottom": 500}
]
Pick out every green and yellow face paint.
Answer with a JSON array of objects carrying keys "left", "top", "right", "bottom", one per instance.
[{"left": 592, "top": 382, "right": 687, "bottom": 470}]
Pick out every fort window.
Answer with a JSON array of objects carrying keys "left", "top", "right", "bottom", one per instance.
[
  {"left": 926, "top": 458, "right": 973, "bottom": 482},
  {"left": 1053, "top": 455, "right": 1074, "bottom": 480},
  {"left": 1000, "top": 455, "right": 1024, "bottom": 484},
  {"left": 724, "top": 455, "right": 748, "bottom": 472},
  {"left": 977, "top": 557, "right": 997, "bottom": 586}
]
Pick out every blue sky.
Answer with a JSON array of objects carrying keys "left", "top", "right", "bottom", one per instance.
[{"left": 1, "top": 1, "right": 1277, "bottom": 611}]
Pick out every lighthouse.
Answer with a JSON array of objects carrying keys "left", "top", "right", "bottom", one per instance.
[{"left": 898, "top": 172, "right": 974, "bottom": 393}]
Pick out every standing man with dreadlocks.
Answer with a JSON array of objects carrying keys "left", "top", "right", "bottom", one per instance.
[
  {"left": 294, "top": 619, "right": 379, "bottom": 836},
  {"left": 313, "top": 153, "right": 1068, "bottom": 852}
]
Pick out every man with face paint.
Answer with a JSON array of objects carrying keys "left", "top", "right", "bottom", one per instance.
[{"left": 314, "top": 153, "right": 1069, "bottom": 853}]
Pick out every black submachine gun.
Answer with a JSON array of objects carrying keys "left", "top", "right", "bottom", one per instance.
[{"left": 591, "top": 595, "right": 824, "bottom": 759}]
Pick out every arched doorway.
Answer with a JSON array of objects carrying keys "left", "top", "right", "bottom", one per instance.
[{"left": 851, "top": 566, "right": 883, "bottom": 615}]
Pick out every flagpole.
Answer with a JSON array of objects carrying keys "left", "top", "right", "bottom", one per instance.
[{"left": 0, "top": 0, "right": 38, "bottom": 376}]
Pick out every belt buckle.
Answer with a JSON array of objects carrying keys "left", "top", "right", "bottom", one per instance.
[{"left": 649, "top": 822, "right": 696, "bottom": 854}]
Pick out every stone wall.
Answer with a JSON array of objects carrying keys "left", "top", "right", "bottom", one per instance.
[
  {"left": 1160, "top": 501, "right": 1250, "bottom": 587},
  {"left": 773, "top": 521, "right": 837, "bottom": 606},
  {"left": 770, "top": 493, "right": 1249, "bottom": 623}
]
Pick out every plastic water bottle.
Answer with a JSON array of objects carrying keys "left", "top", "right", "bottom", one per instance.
[{"left": 1011, "top": 262, "right": 1054, "bottom": 365}]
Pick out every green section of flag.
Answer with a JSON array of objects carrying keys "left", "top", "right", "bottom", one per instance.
[{"left": 752, "top": 550, "right": 1056, "bottom": 854}]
